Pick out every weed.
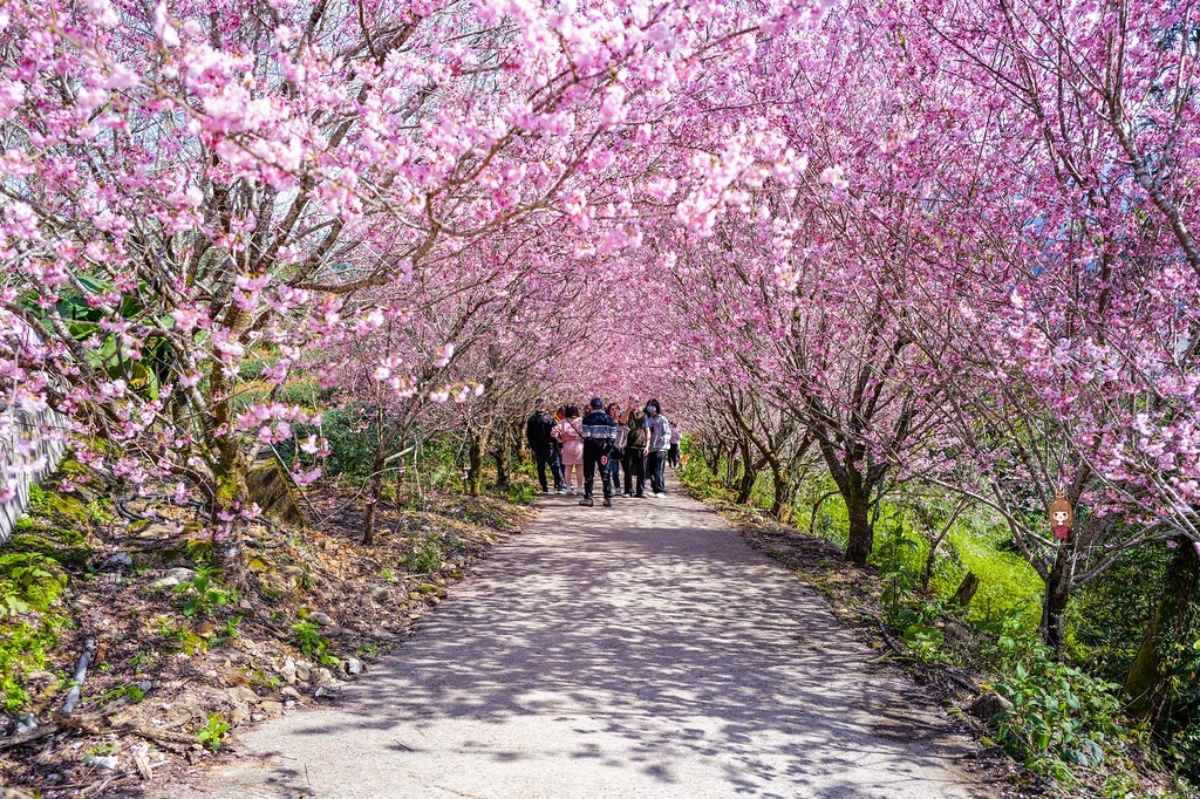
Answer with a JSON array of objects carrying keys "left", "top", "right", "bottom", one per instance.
[
  {"left": 291, "top": 621, "right": 338, "bottom": 665},
  {"left": 105, "top": 683, "right": 146, "bottom": 704},
  {"left": 197, "top": 713, "right": 231, "bottom": 751},
  {"left": 0, "top": 551, "right": 66, "bottom": 611},
  {"left": 175, "top": 566, "right": 233, "bottom": 618}
]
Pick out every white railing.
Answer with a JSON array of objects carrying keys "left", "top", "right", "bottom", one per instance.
[{"left": 0, "top": 406, "right": 70, "bottom": 544}]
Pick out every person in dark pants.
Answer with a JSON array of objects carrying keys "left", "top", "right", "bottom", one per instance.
[
  {"left": 622, "top": 404, "right": 648, "bottom": 497},
  {"left": 644, "top": 398, "right": 671, "bottom": 497},
  {"left": 605, "top": 402, "right": 625, "bottom": 488},
  {"left": 668, "top": 423, "right": 682, "bottom": 470},
  {"left": 525, "top": 400, "right": 560, "bottom": 493},
  {"left": 579, "top": 397, "right": 618, "bottom": 507}
]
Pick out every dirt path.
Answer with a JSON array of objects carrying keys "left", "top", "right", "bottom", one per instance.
[{"left": 160, "top": 483, "right": 998, "bottom": 799}]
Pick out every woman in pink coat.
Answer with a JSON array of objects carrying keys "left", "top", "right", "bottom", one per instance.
[{"left": 552, "top": 404, "right": 584, "bottom": 494}]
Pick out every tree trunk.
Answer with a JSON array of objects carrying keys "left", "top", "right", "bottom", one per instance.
[
  {"left": 491, "top": 446, "right": 509, "bottom": 489},
  {"left": 770, "top": 467, "right": 792, "bottom": 524},
  {"left": 1040, "top": 542, "right": 1075, "bottom": 651},
  {"left": 735, "top": 467, "right": 756, "bottom": 505},
  {"left": 1124, "top": 537, "right": 1200, "bottom": 717},
  {"left": 845, "top": 489, "right": 873, "bottom": 565},
  {"left": 362, "top": 450, "right": 387, "bottom": 545},
  {"left": 210, "top": 452, "right": 248, "bottom": 589},
  {"left": 467, "top": 431, "right": 486, "bottom": 496},
  {"left": 952, "top": 572, "right": 979, "bottom": 609}
]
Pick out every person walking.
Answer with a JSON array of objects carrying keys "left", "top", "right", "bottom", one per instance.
[
  {"left": 644, "top": 398, "right": 671, "bottom": 497},
  {"left": 525, "top": 400, "right": 561, "bottom": 493},
  {"left": 668, "top": 421, "right": 682, "bottom": 470},
  {"left": 552, "top": 405, "right": 584, "bottom": 494},
  {"left": 579, "top": 397, "right": 618, "bottom": 507},
  {"left": 622, "top": 403, "right": 648, "bottom": 498},
  {"left": 551, "top": 405, "right": 567, "bottom": 491},
  {"left": 605, "top": 402, "right": 625, "bottom": 489}
]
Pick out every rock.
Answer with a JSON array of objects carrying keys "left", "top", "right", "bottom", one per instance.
[
  {"left": 314, "top": 667, "right": 334, "bottom": 686},
  {"left": 15, "top": 715, "right": 37, "bottom": 735},
  {"left": 260, "top": 701, "right": 284, "bottom": 718},
  {"left": 148, "top": 567, "right": 196, "bottom": 590},
  {"left": 967, "top": 690, "right": 1014, "bottom": 720},
  {"left": 228, "top": 704, "right": 250, "bottom": 725},
  {"left": 226, "top": 685, "right": 259, "bottom": 705},
  {"left": 284, "top": 700, "right": 296, "bottom": 709},
  {"left": 138, "top": 681, "right": 154, "bottom": 694},
  {"left": 295, "top": 662, "right": 311, "bottom": 683},
  {"left": 279, "top": 656, "right": 297, "bottom": 685},
  {"left": 85, "top": 755, "right": 120, "bottom": 771},
  {"left": 134, "top": 522, "right": 179, "bottom": 539},
  {"left": 280, "top": 686, "right": 303, "bottom": 701},
  {"left": 101, "top": 552, "right": 133, "bottom": 570},
  {"left": 308, "top": 612, "right": 332, "bottom": 626},
  {"left": 250, "top": 712, "right": 266, "bottom": 723},
  {"left": 341, "top": 658, "right": 364, "bottom": 676},
  {"left": 238, "top": 598, "right": 254, "bottom": 611},
  {"left": 371, "top": 586, "right": 390, "bottom": 603}
]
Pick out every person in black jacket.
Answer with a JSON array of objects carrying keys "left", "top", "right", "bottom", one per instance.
[
  {"left": 579, "top": 397, "right": 618, "bottom": 507},
  {"left": 622, "top": 404, "right": 648, "bottom": 498},
  {"left": 525, "top": 400, "right": 561, "bottom": 493}
]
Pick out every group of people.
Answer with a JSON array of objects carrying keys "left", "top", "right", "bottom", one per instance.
[{"left": 525, "top": 398, "right": 681, "bottom": 507}]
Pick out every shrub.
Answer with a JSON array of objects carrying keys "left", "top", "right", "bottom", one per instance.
[{"left": 990, "top": 619, "right": 1127, "bottom": 783}]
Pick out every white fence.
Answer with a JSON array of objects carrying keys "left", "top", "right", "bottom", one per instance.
[{"left": 0, "top": 406, "right": 70, "bottom": 544}]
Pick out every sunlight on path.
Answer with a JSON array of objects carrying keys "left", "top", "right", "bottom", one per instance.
[{"left": 159, "top": 482, "right": 997, "bottom": 799}]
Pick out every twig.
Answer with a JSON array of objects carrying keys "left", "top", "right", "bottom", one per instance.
[
  {"left": 877, "top": 620, "right": 904, "bottom": 656},
  {"left": 944, "top": 670, "right": 982, "bottom": 696},
  {"left": 0, "top": 723, "right": 61, "bottom": 749}
]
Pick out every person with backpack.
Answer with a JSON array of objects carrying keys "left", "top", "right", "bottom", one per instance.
[
  {"left": 579, "top": 397, "right": 618, "bottom": 507},
  {"left": 525, "top": 400, "right": 561, "bottom": 494},
  {"left": 644, "top": 398, "right": 671, "bottom": 497},
  {"left": 622, "top": 403, "right": 648, "bottom": 498},
  {"left": 552, "top": 405, "right": 584, "bottom": 494}
]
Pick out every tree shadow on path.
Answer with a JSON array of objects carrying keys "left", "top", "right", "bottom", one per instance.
[{"left": 162, "top": 492, "right": 999, "bottom": 799}]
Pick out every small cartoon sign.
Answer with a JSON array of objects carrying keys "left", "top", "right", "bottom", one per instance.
[{"left": 1049, "top": 490, "right": 1073, "bottom": 541}]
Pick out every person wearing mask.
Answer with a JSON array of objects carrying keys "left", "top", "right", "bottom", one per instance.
[
  {"left": 605, "top": 402, "right": 625, "bottom": 489},
  {"left": 579, "top": 397, "right": 618, "bottom": 507},
  {"left": 644, "top": 398, "right": 672, "bottom": 497},
  {"left": 526, "top": 400, "right": 561, "bottom": 494},
  {"left": 622, "top": 403, "right": 648, "bottom": 498},
  {"left": 552, "top": 405, "right": 584, "bottom": 495}
]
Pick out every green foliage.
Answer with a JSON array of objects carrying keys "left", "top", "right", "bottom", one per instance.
[
  {"left": 291, "top": 621, "right": 338, "bottom": 665},
  {"left": 402, "top": 533, "right": 444, "bottom": 574},
  {"left": 505, "top": 481, "right": 537, "bottom": 505},
  {"left": 874, "top": 522, "right": 948, "bottom": 662},
  {"left": 197, "top": 713, "right": 231, "bottom": 751},
  {"left": 222, "top": 615, "right": 243, "bottom": 639},
  {"left": 1151, "top": 607, "right": 1200, "bottom": 786},
  {"left": 0, "top": 552, "right": 66, "bottom": 612},
  {"left": 26, "top": 272, "right": 174, "bottom": 400},
  {"left": 284, "top": 408, "right": 376, "bottom": 479},
  {"left": 1069, "top": 546, "right": 1170, "bottom": 682},
  {"left": 990, "top": 618, "right": 1126, "bottom": 782},
  {"left": 946, "top": 525, "right": 1042, "bottom": 631},
  {"left": 0, "top": 616, "right": 64, "bottom": 712},
  {"left": 105, "top": 682, "right": 146, "bottom": 704},
  {"left": 174, "top": 566, "right": 233, "bottom": 618}
]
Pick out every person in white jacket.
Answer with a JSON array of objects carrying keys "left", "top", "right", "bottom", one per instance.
[{"left": 643, "top": 399, "right": 671, "bottom": 497}]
